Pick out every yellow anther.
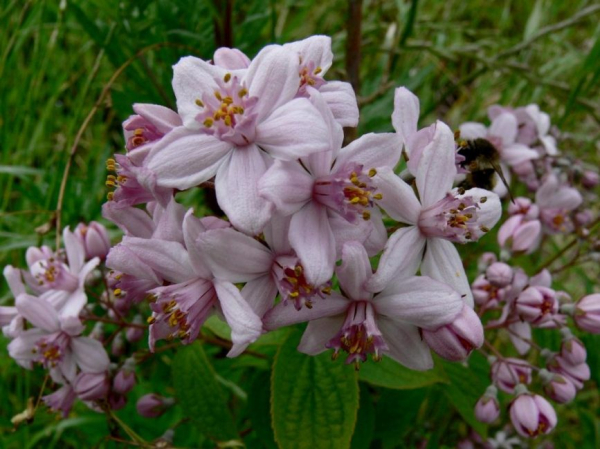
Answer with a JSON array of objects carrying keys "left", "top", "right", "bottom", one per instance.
[
  {"left": 238, "top": 88, "right": 248, "bottom": 97},
  {"left": 107, "top": 192, "right": 114, "bottom": 201},
  {"left": 133, "top": 128, "right": 144, "bottom": 136},
  {"left": 223, "top": 96, "right": 233, "bottom": 105},
  {"left": 105, "top": 180, "right": 116, "bottom": 187},
  {"left": 294, "top": 265, "right": 303, "bottom": 275},
  {"left": 117, "top": 175, "right": 127, "bottom": 183},
  {"left": 368, "top": 168, "right": 377, "bottom": 177},
  {"left": 480, "top": 226, "right": 490, "bottom": 233},
  {"left": 314, "top": 67, "right": 322, "bottom": 75},
  {"left": 107, "top": 175, "right": 116, "bottom": 181},
  {"left": 322, "top": 286, "right": 332, "bottom": 295},
  {"left": 106, "top": 158, "right": 116, "bottom": 165},
  {"left": 214, "top": 91, "right": 222, "bottom": 101},
  {"left": 195, "top": 99, "right": 204, "bottom": 107},
  {"left": 373, "top": 193, "right": 383, "bottom": 200},
  {"left": 289, "top": 291, "right": 299, "bottom": 298},
  {"left": 350, "top": 197, "right": 360, "bottom": 204},
  {"left": 203, "top": 117, "right": 214, "bottom": 127},
  {"left": 224, "top": 115, "right": 232, "bottom": 127},
  {"left": 362, "top": 211, "right": 371, "bottom": 220},
  {"left": 114, "top": 288, "right": 122, "bottom": 297},
  {"left": 480, "top": 197, "right": 487, "bottom": 203},
  {"left": 147, "top": 316, "right": 156, "bottom": 324},
  {"left": 224, "top": 73, "right": 231, "bottom": 82}
]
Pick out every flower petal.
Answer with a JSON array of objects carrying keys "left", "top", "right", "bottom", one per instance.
[
  {"left": 182, "top": 209, "right": 212, "bottom": 279},
  {"left": 263, "top": 292, "right": 348, "bottom": 330},
  {"left": 509, "top": 321, "right": 531, "bottom": 355},
  {"left": 319, "top": 81, "right": 359, "bottom": 127},
  {"left": 146, "top": 127, "right": 232, "bottom": 189},
  {"left": 501, "top": 143, "right": 539, "bottom": 166},
  {"left": 333, "top": 133, "right": 401, "bottom": 173},
  {"left": 259, "top": 160, "right": 314, "bottom": 216},
  {"left": 213, "top": 47, "right": 251, "bottom": 70},
  {"left": 391, "top": 87, "right": 419, "bottom": 144},
  {"left": 63, "top": 227, "right": 85, "bottom": 274},
  {"left": 284, "top": 35, "right": 333, "bottom": 73},
  {"left": 132, "top": 103, "right": 182, "bottom": 134},
  {"left": 459, "top": 122, "right": 487, "bottom": 140},
  {"left": 216, "top": 145, "right": 273, "bottom": 235},
  {"left": 289, "top": 203, "right": 336, "bottom": 286},
  {"left": 256, "top": 98, "right": 331, "bottom": 160},
  {"left": 263, "top": 213, "right": 293, "bottom": 254},
  {"left": 490, "top": 112, "right": 518, "bottom": 147},
  {"left": 102, "top": 203, "right": 154, "bottom": 239},
  {"left": 241, "top": 275, "right": 278, "bottom": 318},
  {"left": 373, "top": 167, "right": 421, "bottom": 224},
  {"left": 336, "top": 242, "right": 373, "bottom": 301},
  {"left": 375, "top": 276, "right": 463, "bottom": 329},
  {"left": 378, "top": 317, "right": 434, "bottom": 370},
  {"left": 197, "top": 228, "right": 273, "bottom": 282},
  {"left": 16, "top": 294, "right": 60, "bottom": 332},
  {"left": 420, "top": 238, "right": 474, "bottom": 307},
  {"left": 71, "top": 336, "right": 110, "bottom": 373},
  {"left": 513, "top": 220, "right": 542, "bottom": 253},
  {"left": 214, "top": 280, "right": 263, "bottom": 357},
  {"left": 172, "top": 56, "right": 223, "bottom": 128},
  {"left": 298, "top": 316, "right": 345, "bottom": 355},
  {"left": 366, "top": 226, "right": 425, "bottom": 293},
  {"left": 244, "top": 45, "right": 300, "bottom": 122},
  {"left": 416, "top": 121, "right": 457, "bottom": 208}
]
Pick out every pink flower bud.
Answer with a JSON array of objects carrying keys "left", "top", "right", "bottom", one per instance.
[
  {"left": 474, "top": 386, "right": 500, "bottom": 423},
  {"left": 423, "top": 305, "right": 483, "bottom": 361},
  {"left": 509, "top": 392, "right": 557, "bottom": 438},
  {"left": 74, "top": 372, "right": 109, "bottom": 401},
  {"left": 491, "top": 358, "right": 532, "bottom": 393},
  {"left": 136, "top": 394, "right": 175, "bottom": 418},
  {"left": 113, "top": 370, "right": 136, "bottom": 395},
  {"left": 582, "top": 170, "right": 599, "bottom": 189},
  {"left": 126, "top": 315, "right": 144, "bottom": 343},
  {"left": 547, "top": 355, "right": 590, "bottom": 390},
  {"left": 574, "top": 294, "right": 600, "bottom": 333},
  {"left": 478, "top": 252, "right": 497, "bottom": 272},
  {"left": 111, "top": 332, "right": 125, "bottom": 357},
  {"left": 75, "top": 222, "right": 111, "bottom": 260},
  {"left": 515, "top": 286, "right": 558, "bottom": 324},
  {"left": 486, "top": 262, "right": 513, "bottom": 288},
  {"left": 540, "top": 370, "right": 576, "bottom": 404},
  {"left": 560, "top": 335, "right": 586, "bottom": 365}
]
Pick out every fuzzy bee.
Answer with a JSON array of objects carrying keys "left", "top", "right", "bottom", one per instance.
[{"left": 456, "top": 137, "right": 515, "bottom": 203}]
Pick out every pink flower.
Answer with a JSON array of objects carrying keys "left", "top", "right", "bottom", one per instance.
[
  {"left": 515, "top": 286, "right": 558, "bottom": 325},
  {"left": 8, "top": 294, "right": 109, "bottom": 383},
  {"left": 539, "top": 370, "right": 576, "bottom": 404},
  {"left": 74, "top": 372, "right": 110, "bottom": 401},
  {"left": 145, "top": 44, "right": 333, "bottom": 235},
  {"left": 369, "top": 119, "right": 501, "bottom": 303},
  {"left": 194, "top": 214, "right": 331, "bottom": 314},
  {"left": 264, "top": 242, "right": 463, "bottom": 370},
  {"left": 107, "top": 210, "right": 263, "bottom": 356},
  {"left": 259, "top": 92, "right": 398, "bottom": 285},
  {"left": 497, "top": 197, "right": 542, "bottom": 254},
  {"left": 74, "top": 222, "right": 111, "bottom": 260},
  {"left": 536, "top": 174, "right": 582, "bottom": 234},
  {"left": 509, "top": 391, "right": 557, "bottom": 438},
  {"left": 547, "top": 355, "right": 590, "bottom": 390},
  {"left": 485, "top": 262, "right": 513, "bottom": 288},
  {"left": 43, "top": 384, "right": 77, "bottom": 418},
  {"left": 474, "top": 386, "right": 500, "bottom": 423}
]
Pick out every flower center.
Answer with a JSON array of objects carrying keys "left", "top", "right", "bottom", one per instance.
[
  {"left": 326, "top": 301, "right": 387, "bottom": 368},
  {"left": 30, "top": 258, "right": 79, "bottom": 292},
  {"left": 313, "top": 163, "right": 381, "bottom": 222},
  {"left": 32, "top": 334, "right": 69, "bottom": 368},
  {"left": 273, "top": 256, "right": 331, "bottom": 310},
  {"left": 298, "top": 60, "right": 325, "bottom": 94},
  {"left": 418, "top": 193, "right": 489, "bottom": 243},
  {"left": 194, "top": 73, "right": 258, "bottom": 146}
]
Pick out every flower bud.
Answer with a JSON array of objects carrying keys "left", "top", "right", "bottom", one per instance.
[
  {"left": 126, "top": 315, "right": 144, "bottom": 343},
  {"left": 136, "top": 394, "right": 175, "bottom": 418},
  {"left": 573, "top": 294, "right": 600, "bottom": 333},
  {"left": 486, "top": 262, "right": 513, "bottom": 288},
  {"left": 74, "top": 372, "right": 109, "bottom": 401},
  {"left": 515, "top": 286, "right": 558, "bottom": 324},
  {"left": 539, "top": 369, "right": 576, "bottom": 404},
  {"left": 109, "top": 392, "right": 127, "bottom": 411},
  {"left": 559, "top": 333, "right": 586, "bottom": 366},
  {"left": 582, "top": 170, "right": 599, "bottom": 189},
  {"left": 474, "top": 386, "right": 500, "bottom": 423},
  {"left": 547, "top": 355, "right": 590, "bottom": 390},
  {"left": 478, "top": 252, "right": 497, "bottom": 272},
  {"left": 111, "top": 332, "right": 125, "bottom": 357},
  {"left": 491, "top": 358, "right": 532, "bottom": 393},
  {"left": 75, "top": 222, "right": 111, "bottom": 260},
  {"left": 423, "top": 305, "right": 483, "bottom": 361},
  {"left": 113, "top": 358, "right": 136, "bottom": 395},
  {"left": 509, "top": 391, "right": 557, "bottom": 438}
]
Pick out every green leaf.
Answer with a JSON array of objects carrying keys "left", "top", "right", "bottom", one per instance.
[
  {"left": 172, "top": 343, "right": 239, "bottom": 442},
  {"left": 373, "top": 388, "right": 427, "bottom": 448},
  {"left": 271, "top": 330, "right": 359, "bottom": 449},
  {"left": 524, "top": 0, "right": 545, "bottom": 40},
  {"left": 358, "top": 356, "right": 447, "bottom": 390},
  {"left": 248, "top": 372, "right": 278, "bottom": 449},
  {"left": 582, "top": 334, "right": 600, "bottom": 385},
  {"left": 351, "top": 384, "right": 376, "bottom": 449},
  {"left": 441, "top": 353, "right": 489, "bottom": 438}
]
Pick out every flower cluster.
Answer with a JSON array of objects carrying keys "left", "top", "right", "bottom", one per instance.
[{"left": 2, "top": 36, "right": 598, "bottom": 444}]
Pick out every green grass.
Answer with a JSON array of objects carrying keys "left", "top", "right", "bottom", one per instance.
[{"left": 1, "top": 0, "right": 599, "bottom": 447}]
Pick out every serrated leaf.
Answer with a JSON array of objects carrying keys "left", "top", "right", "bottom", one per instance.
[
  {"left": 374, "top": 388, "right": 427, "bottom": 448},
  {"left": 358, "top": 356, "right": 447, "bottom": 389},
  {"left": 172, "top": 344, "right": 239, "bottom": 442},
  {"left": 271, "top": 330, "right": 359, "bottom": 449},
  {"left": 441, "top": 353, "right": 489, "bottom": 438}
]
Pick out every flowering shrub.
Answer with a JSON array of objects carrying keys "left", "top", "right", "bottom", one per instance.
[{"left": 2, "top": 35, "right": 599, "bottom": 448}]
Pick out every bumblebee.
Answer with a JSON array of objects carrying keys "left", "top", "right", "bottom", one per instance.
[{"left": 457, "top": 137, "right": 515, "bottom": 203}]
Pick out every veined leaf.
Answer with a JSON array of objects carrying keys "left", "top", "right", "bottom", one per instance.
[{"left": 358, "top": 356, "right": 447, "bottom": 390}]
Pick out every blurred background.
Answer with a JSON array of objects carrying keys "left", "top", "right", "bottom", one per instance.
[{"left": 1, "top": 0, "right": 599, "bottom": 447}]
